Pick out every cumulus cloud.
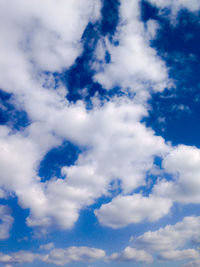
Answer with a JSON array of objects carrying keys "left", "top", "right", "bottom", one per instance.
[
  {"left": 0, "top": 94, "right": 169, "bottom": 229},
  {"left": 158, "top": 249, "right": 200, "bottom": 261},
  {"left": 153, "top": 145, "right": 200, "bottom": 204},
  {"left": 135, "top": 216, "right": 200, "bottom": 251},
  {"left": 95, "top": 194, "right": 172, "bottom": 228},
  {"left": 0, "top": 0, "right": 101, "bottom": 84},
  {"left": 0, "top": 205, "right": 13, "bottom": 240},
  {"left": 94, "top": 0, "right": 168, "bottom": 98},
  {"left": 107, "top": 246, "right": 153, "bottom": 263},
  {"left": 0, "top": 0, "right": 177, "bottom": 232},
  {"left": 0, "top": 251, "right": 38, "bottom": 265},
  {"left": 43, "top": 246, "right": 105, "bottom": 266},
  {"left": 0, "top": 0, "right": 103, "bottom": 230},
  {"left": 0, "top": 246, "right": 105, "bottom": 266}
]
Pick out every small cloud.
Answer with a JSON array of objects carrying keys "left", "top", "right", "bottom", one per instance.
[{"left": 40, "top": 242, "right": 54, "bottom": 251}]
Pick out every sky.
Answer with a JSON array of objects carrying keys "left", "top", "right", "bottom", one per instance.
[{"left": 0, "top": 0, "right": 200, "bottom": 266}]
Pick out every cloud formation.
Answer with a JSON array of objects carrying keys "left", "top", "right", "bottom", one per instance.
[
  {"left": 95, "top": 194, "right": 172, "bottom": 228},
  {"left": 0, "top": 205, "right": 13, "bottom": 240},
  {"left": 0, "top": 1, "right": 200, "bottom": 266},
  {"left": 154, "top": 145, "right": 200, "bottom": 204}
]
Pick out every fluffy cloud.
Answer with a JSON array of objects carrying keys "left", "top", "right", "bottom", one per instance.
[
  {"left": 94, "top": 0, "right": 168, "bottom": 97},
  {"left": 0, "top": 94, "right": 168, "bottom": 229},
  {"left": 0, "top": 0, "right": 101, "bottom": 84},
  {"left": 158, "top": 249, "right": 200, "bottom": 261},
  {"left": 153, "top": 145, "right": 200, "bottom": 204},
  {"left": 0, "top": 0, "right": 103, "bottom": 230},
  {"left": 108, "top": 246, "right": 153, "bottom": 263},
  {"left": 135, "top": 216, "right": 200, "bottom": 251},
  {"left": 95, "top": 194, "right": 172, "bottom": 228},
  {"left": 43, "top": 246, "right": 105, "bottom": 266},
  {"left": 0, "top": 251, "right": 38, "bottom": 265},
  {"left": 0, "top": 0, "right": 172, "bottom": 231},
  {"left": 0, "top": 205, "right": 13, "bottom": 240},
  {"left": 0, "top": 246, "right": 105, "bottom": 266}
]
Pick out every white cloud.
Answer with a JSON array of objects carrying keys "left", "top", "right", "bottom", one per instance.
[
  {"left": 158, "top": 249, "right": 200, "bottom": 261},
  {"left": 153, "top": 145, "right": 200, "bottom": 204},
  {"left": 43, "top": 246, "right": 105, "bottom": 266},
  {"left": 0, "top": 205, "right": 13, "bottom": 240},
  {"left": 108, "top": 246, "right": 153, "bottom": 263},
  {"left": 135, "top": 216, "right": 200, "bottom": 251},
  {"left": 95, "top": 194, "right": 172, "bottom": 228},
  {"left": 94, "top": 0, "right": 169, "bottom": 98},
  {"left": 0, "top": 94, "right": 169, "bottom": 230},
  {"left": 0, "top": 0, "right": 101, "bottom": 81},
  {"left": 0, "top": 251, "right": 38, "bottom": 265},
  {"left": 0, "top": 0, "right": 172, "bottom": 231},
  {"left": 0, "top": 246, "right": 105, "bottom": 266}
]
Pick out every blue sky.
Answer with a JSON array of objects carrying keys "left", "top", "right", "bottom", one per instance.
[{"left": 0, "top": 0, "right": 200, "bottom": 266}]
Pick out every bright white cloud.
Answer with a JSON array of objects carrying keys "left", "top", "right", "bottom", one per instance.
[
  {"left": 135, "top": 216, "right": 200, "bottom": 251},
  {"left": 0, "top": 0, "right": 101, "bottom": 83},
  {"left": 0, "top": 0, "right": 178, "bottom": 233},
  {"left": 94, "top": 0, "right": 168, "bottom": 98},
  {"left": 0, "top": 0, "right": 173, "bottom": 231},
  {"left": 153, "top": 145, "right": 200, "bottom": 204},
  {"left": 0, "top": 93, "right": 169, "bottom": 230},
  {"left": 95, "top": 194, "right": 172, "bottom": 228}
]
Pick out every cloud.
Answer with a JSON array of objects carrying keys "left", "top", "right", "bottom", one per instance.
[
  {"left": 0, "top": 95, "right": 169, "bottom": 230},
  {"left": 0, "top": 251, "right": 38, "bottom": 265},
  {"left": 183, "top": 259, "right": 200, "bottom": 267},
  {"left": 0, "top": 0, "right": 101, "bottom": 81},
  {"left": 0, "top": 0, "right": 179, "bottom": 233},
  {"left": 153, "top": 145, "right": 200, "bottom": 204},
  {"left": 0, "top": 205, "right": 13, "bottom": 240},
  {"left": 94, "top": 0, "right": 169, "bottom": 97},
  {"left": 158, "top": 249, "right": 200, "bottom": 261},
  {"left": 43, "top": 246, "right": 105, "bottom": 266},
  {"left": 135, "top": 216, "right": 200, "bottom": 251},
  {"left": 0, "top": 0, "right": 103, "bottom": 230},
  {"left": 40, "top": 242, "right": 55, "bottom": 251},
  {"left": 95, "top": 194, "right": 172, "bottom": 228},
  {"left": 0, "top": 246, "right": 105, "bottom": 266},
  {"left": 108, "top": 246, "right": 153, "bottom": 263}
]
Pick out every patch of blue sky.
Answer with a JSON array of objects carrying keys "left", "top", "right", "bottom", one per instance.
[
  {"left": 38, "top": 141, "right": 82, "bottom": 181},
  {"left": 63, "top": 0, "right": 121, "bottom": 104},
  {"left": 142, "top": 5, "right": 200, "bottom": 147},
  {"left": 64, "top": 22, "right": 105, "bottom": 103},
  {"left": 100, "top": 0, "right": 120, "bottom": 38},
  {"left": 0, "top": 89, "right": 30, "bottom": 130},
  {"left": 0, "top": 197, "right": 32, "bottom": 253},
  {"left": 141, "top": 0, "right": 159, "bottom": 22}
]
